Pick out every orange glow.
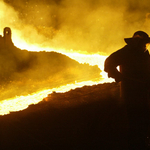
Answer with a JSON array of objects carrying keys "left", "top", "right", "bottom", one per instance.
[
  {"left": 0, "top": 32, "right": 113, "bottom": 116},
  {"left": 63, "top": 52, "right": 112, "bottom": 83},
  {"left": 0, "top": 80, "right": 105, "bottom": 115},
  {"left": 11, "top": 31, "right": 113, "bottom": 83},
  {"left": 12, "top": 33, "right": 112, "bottom": 81}
]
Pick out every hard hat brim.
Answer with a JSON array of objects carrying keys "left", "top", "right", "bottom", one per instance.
[{"left": 124, "top": 37, "right": 150, "bottom": 44}]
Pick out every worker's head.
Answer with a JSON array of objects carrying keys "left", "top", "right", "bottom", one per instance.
[{"left": 124, "top": 31, "right": 150, "bottom": 51}]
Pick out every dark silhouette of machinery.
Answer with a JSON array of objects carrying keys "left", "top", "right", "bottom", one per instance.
[{"left": 0, "top": 27, "right": 13, "bottom": 48}]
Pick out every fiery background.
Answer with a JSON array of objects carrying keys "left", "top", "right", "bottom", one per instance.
[
  {"left": 1, "top": 0, "right": 150, "bottom": 54},
  {"left": 0, "top": 0, "right": 150, "bottom": 115},
  {"left": 0, "top": 2, "right": 150, "bottom": 149}
]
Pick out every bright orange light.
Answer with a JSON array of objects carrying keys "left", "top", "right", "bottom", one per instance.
[
  {"left": 0, "top": 80, "right": 103, "bottom": 115},
  {"left": 63, "top": 52, "right": 113, "bottom": 83},
  {"left": 0, "top": 32, "right": 113, "bottom": 116}
]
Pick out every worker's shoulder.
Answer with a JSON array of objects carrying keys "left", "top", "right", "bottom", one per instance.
[
  {"left": 116, "top": 45, "right": 129, "bottom": 53},
  {"left": 110, "top": 45, "right": 128, "bottom": 57}
]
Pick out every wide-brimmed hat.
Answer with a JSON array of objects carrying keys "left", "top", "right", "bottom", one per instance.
[{"left": 124, "top": 31, "right": 150, "bottom": 44}]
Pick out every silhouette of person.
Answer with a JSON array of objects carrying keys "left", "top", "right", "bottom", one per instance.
[{"left": 104, "top": 31, "right": 150, "bottom": 150}]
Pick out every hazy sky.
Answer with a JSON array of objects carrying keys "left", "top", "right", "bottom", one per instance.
[{"left": 2, "top": 0, "right": 150, "bottom": 55}]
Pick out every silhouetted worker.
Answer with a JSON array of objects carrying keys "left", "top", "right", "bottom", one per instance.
[{"left": 104, "top": 31, "right": 150, "bottom": 150}]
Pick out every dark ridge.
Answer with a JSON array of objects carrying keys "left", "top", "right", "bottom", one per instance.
[{"left": 0, "top": 82, "right": 130, "bottom": 150}]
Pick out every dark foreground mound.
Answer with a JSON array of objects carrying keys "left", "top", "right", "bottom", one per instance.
[{"left": 0, "top": 82, "right": 130, "bottom": 150}]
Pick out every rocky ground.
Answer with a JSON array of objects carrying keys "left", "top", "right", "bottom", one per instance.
[{"left": 0, "top": 82, "right": 132, "bottom": 150}]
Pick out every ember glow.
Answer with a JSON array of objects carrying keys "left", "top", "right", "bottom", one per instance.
[
  {"left": 0, "top": 80, "right": 104, "bottom": 115},
  {"left": 4, "top": 0, "right": 149, "bottom": 115},
  {"left": 12, "top": 35, "right": 111, "bottom": 82},
  {"left": 0, "top": 36, "right": 113, "bottom": 115},
  {"left": 1, "top": 0, "right": 149, "bottom": 115},
  {"left": 12, "top": 36, "right": 113, "bottom": 83},
  {"left": 0, "top": 0, "right": 114, "bottom": 115},
  {"left": 0, "top": 46, "right": 113, "bottom": 115}
]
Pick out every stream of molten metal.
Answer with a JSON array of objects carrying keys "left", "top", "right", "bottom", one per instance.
[{"left": 0, "top": 40, "right": 113, "bottom": 115}]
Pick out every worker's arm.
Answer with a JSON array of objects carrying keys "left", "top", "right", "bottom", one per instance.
[{"left": 104, "top": 50, "right": 123, "bottom": 82}]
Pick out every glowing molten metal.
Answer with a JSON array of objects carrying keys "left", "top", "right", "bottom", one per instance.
[{"left": 0, "top": 29, "right": 113, "bottom": 115}]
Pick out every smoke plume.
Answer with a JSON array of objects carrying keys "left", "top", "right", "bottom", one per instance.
[{"left": 2, "top": 0, "right": 150, "bottom": 55}]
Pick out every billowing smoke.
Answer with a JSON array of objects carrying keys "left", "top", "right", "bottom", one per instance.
[
  {"left": 2, "top": 0, "right": 150, "bottom": 54},
  {"left": 0, "top": 0, "right": 150, "bottom": 100}
]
